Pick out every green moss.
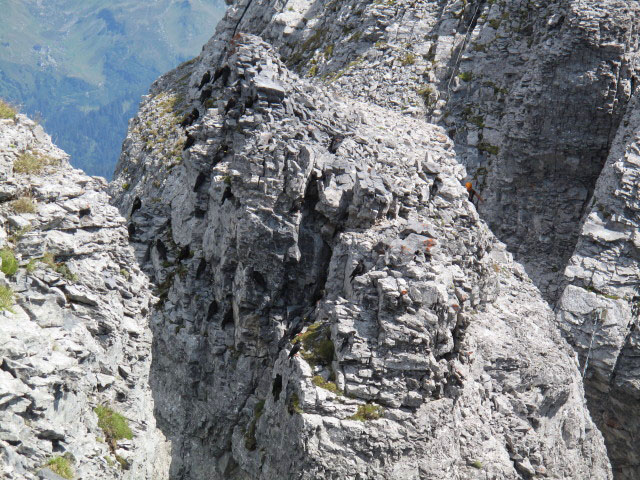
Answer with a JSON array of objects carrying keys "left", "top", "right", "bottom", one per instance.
[
  {"left": 458, "top": 71, "right": 473, "bottom": 82},
  {"left": 122, "top": 183, "right": 130, "bottom": 191},
  {"left": 288, "top": 393, "right": 303, "bottom": 415},
  {"left": 0, "top": 285, "right": 15, "bottom": 313},
  {"left": 244, "top": 399, "right": 266, "bottom": 451},
  {"left": 349, "top": 403, "right": 383, "bottom": 421},
  {"left": 105, "top": 456, "right": 115, "bottom": 467},
  {"left": 119, "top": 268, "right": 131, "bottom": 280},
  {"left": 94, "top": 405, "right": 133, "bottom": 444},
  {"left": 488, "top": 18, "right": 501, "bottom": 29},
  {"left": 46, "top": 456, "right": 74, "bottom": 479},
  {"left": 13, "top": 152, "right": 57, "bottom": 175},
  {"left": 477, "top": 142, "right": 499, "bottom": 155},
  {"left": 0, "top": 99, "right": 17, "bottom": 120},
  {"left": 470, "top": 460, "right": 483, "bottom": 469},
  {"left": 0, "top": 249, "right": 18, "bottom": 276},
  {"left": 468, "top": 115, "right": 485, "bottom": 128},
  {"left": 293, "top": 322, "right": 334, "bottom": 366},
  {"left": 312, "top": 375, "right": 343, "bottom": 395},
  {"left": 115, "top": 454, "right": 130, "bottom": 470}
]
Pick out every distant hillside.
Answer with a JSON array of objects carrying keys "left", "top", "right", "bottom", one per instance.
[{"left": 0, "top": 0, "right": 224, "bottom": 178}]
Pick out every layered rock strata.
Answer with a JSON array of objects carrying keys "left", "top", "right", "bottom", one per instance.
[
  {"left": 556, "top": 94, "right": 640, "bottom": 480},
  {"left": 112, "top": 34, "right": 611, "bottom": 479},
  {"left": 0, "top": 115, "right": 168, "bottom": 479}
]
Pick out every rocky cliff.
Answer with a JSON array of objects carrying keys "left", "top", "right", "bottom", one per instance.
[
  {"left": 0, "top": 114, "right": 169, "bottom": 479},
  {"left": 111, "top": 19, "right": 612, "bottom": 480},
  {"left": 4, "top": 0, "right": 640, "bottom": 478}
]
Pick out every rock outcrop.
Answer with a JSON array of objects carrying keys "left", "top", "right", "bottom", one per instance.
[
  {"left": 112, "top": 31, "right": 611, "bottom": 478},
  {"left": 556, "top": 94, "right": 640, "bottom": 480},
  {"left": 0, "top": 115, "right": 169, "bottom": 479}
]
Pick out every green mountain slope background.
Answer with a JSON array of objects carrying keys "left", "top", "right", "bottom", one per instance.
[{"left": 0, "top": 0, "right": 224, "bottom": 177}]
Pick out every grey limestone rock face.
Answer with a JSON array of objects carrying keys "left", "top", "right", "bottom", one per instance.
[
  {"left": 0, "top": 115, "right": 169, "bottom": 479},
  {"left": 187, "top": 0, "right": 640, "bottom": 304},
  {"left": 112, "top": 32, "right": 611, "bottom": 479},
  {"left": 555, "top": 94, "right": 640, "bottom": 480}
]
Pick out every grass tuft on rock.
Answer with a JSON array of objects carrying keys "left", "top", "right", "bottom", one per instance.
[
  {"left": 11, "top": 197, "right": 36, "bottom": 214},
  {"left": 0, "top": 99, "right": 17, "bottom": 120},
  {"left": 13, "top": 152, "right": 58, "bottom": 175},
  {"left": 41, "top": 252, "right": 78, "bottom": 282},
  {"left": 293, "top": 322, "right": 335, "bottom": 366},
  {"left": 288, "top": 393, "right": 303, "bottom": 415},
  {"left": 0, "top": 249, "right": 18, "bottom": 276},
  {"left": 349, "top": 403, "right": 384, "bottom": 421},
  {"left": 312, "top": 375, "right": 343, "bottom": 395},
  {"left": 0, "top": 285, "right": 15, "bottom": 313},
  {"left": 46, "top": 456, "right": 74, "bottom": 479},
  {"left": 94, "top": 405, "right": 133, "bottom": 445}
]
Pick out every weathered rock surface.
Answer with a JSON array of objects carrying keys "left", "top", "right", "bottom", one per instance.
[
  {"left": 112, "top": 33, "right": 611, "bottom": 479},
  {"left": 173, "top": 0, "right": 640, "bottom": 474},
  {"left": 0, "top": 115, "right": 169, "bottom": 479},
  {"left": 556, "top": 94, "right": 640, "bottom": 480},
  {"left": 186, "top": 0, "right": 640, "bottom": 303}
]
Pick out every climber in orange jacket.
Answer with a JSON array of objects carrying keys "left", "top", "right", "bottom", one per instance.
[{"left": 465, "top": 182, "right": 483, "bottom": 206}]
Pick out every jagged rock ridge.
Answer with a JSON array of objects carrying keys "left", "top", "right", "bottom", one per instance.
[
  {"left": 0, "top": 115, "right": 169, "bottom": 479},
  {"left": 112, "top": 30, "right": 611, "bottom": 479}
]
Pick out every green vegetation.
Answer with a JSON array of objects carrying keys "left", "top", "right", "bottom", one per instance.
[
  {"left": 94, "top": 405, "right": 133, "bottom": 446},
  {"left": 458, "top": 71, "right": 473, "bottom": 82},
  {"left": 288, "top": 393, "right": 303, "bottom": 414},
  {"left": 0, "top": 249, "right": 18, "bottom": 276},
  {"left": 349, "top": 403, "right": 384, "bottom": 421},
  {"left": 489, "top": 18, "right": 501, "bottom": 29},
  {"left": 119, "top": 268, "right": 130, "bottom": 280},
  {"left": 13, "top": 152, "right": 57, "bottom": 175},
  {"left": 293, "top": 322, "right": 335, "bottom": 366},
  {"left": 115, "top": 455, "right": 130, "bottom": 470},
  {"left": 122, "top": 183, "right": 130, "bottom": 191},
  {"left": 307, "top": 64, "right": 319, "bottom": 77},
  {"left": 11, "top": 197, "right": 36, "bottom": 214},
  {"left": 244, "top": 399, "right": 265, "bottom": 451},
  {"left": 417, "top": 85, "right": 436, "bottom": 106},
  {"left": 41, "top": 252, "right": 78, "bottom": 282},
  {"left": 312, "top": 375, "right": 343, "bottom": 395},
  {"left": 0, "top": 100, "right": 17, "bottom": 120},
  {"left": 401, "top": 52, "right": 416, "bottom": 66},
  {"left": 477, "top": 142, "right": 500, "bottom": 155},
  {"left": 470, "top": 460, "right": 483, "bottom": 469},
  {"left": 46, "top": 456, "right": 74, "bottom": 479},
  {"left": 0, "top": 285, "right": 15, "bottom": 313},
  {"left": 324, "top": 44, "right": 334, "bottom": 59},
  {"left": 26, "top": 259, "right": 38, "bottom": 273},
  {"left": 8, "top": 225, "right": 31, "bottom": 244}
]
